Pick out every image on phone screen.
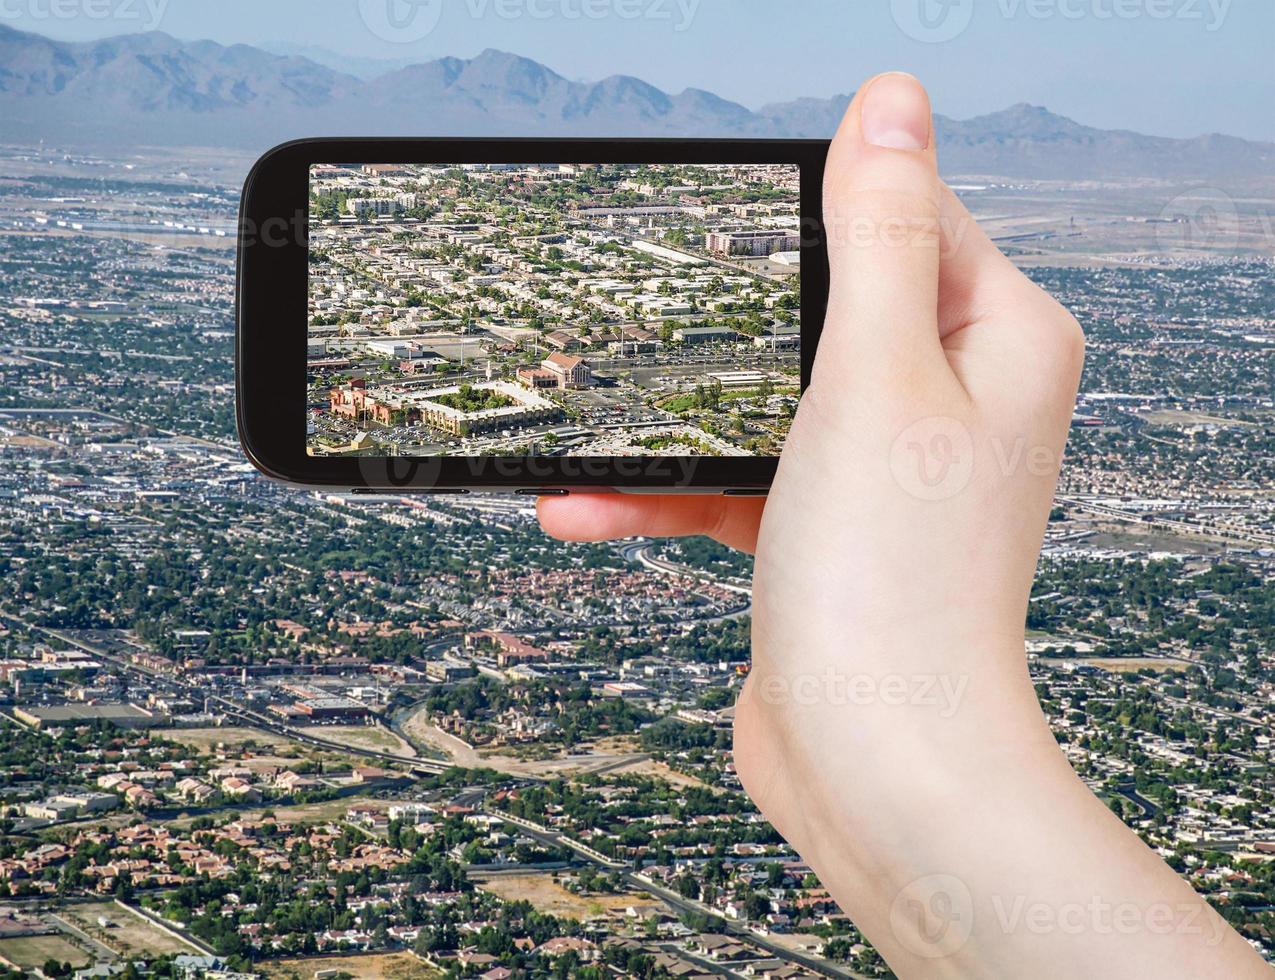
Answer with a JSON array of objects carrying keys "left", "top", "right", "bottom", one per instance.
[{"left": 306, "top": 162, "right": 801, "bottom": 460}]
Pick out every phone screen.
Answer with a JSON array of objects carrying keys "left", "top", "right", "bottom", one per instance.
[{"left": 307, "top": 163, "right": 801, "bottom": 459}]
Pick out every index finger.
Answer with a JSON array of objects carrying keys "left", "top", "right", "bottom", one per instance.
[{"left": 536, "top": 494, "right": 766, "bottom": 554}]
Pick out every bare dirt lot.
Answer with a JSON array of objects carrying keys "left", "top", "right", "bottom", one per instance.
[
  {"left": 1140, "top": 410, "right": 1258, "bottom": 428},
  {"left": 61, "top": 902, "right": 201, "bottom": 958},
  {"left": 1082, "top": 658, "right": 1192, "bottom": 674},
  {"left": 471, "top": 871, "right": 656, "bottom": 920},
  {"left": 162, "top": 726, "right": 298, "bottom": 754},
  {"left": 162, "top": 725, "right": 368, "bottom": 770},
  {"left": 299, "top": 723, "right": 416, "bottom": 757},
  {"left": 402, "top": 709, "right": 699, "bottom": 784},
  {"left": 260, "top": 951, "right": 438, "bottom": 979},
  {"left": 166, "top": 795, "right": 390, "bottom": 829},
  {"left": 1080, "top": 526, "right": 1231, "bottom": 556}
]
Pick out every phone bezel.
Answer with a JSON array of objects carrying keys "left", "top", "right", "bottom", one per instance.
[{"left": 236, "top": 137, "right": 829, "bottom": 492}]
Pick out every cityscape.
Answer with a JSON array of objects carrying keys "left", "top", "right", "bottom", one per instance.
[
  {"left": 0, "top": 135, "right": 1272, "bottom": 980},
  {"left": 307, "top": 163, "right": 801, "bottom": 459}
]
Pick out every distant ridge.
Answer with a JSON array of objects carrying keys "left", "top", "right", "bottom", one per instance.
[{"left": 1, "top": 24, "right": 1271, "bottom": 178}]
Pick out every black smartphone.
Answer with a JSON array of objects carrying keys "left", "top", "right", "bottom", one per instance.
[{"left": 236, "top": 137, "right": 829, "bottom": 494}]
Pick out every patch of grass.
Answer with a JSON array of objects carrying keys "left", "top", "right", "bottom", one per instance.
[
  {"left": 0, "top": 934, "right": 91, "bottom": 970},
  {"left": 431, "top": 384, "right": 515, "bottom": 413}
]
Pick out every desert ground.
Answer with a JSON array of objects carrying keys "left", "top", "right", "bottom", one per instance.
[
  {"left": 260, "top": 951, "right": 438, "bottom": 979},
  {"left": 470, "top": 870, "right": 659, "bottom": 920}
]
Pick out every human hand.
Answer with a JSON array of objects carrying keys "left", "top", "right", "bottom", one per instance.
[{"left": 539, "top": 73, "right": 1264, "bottom": 979}]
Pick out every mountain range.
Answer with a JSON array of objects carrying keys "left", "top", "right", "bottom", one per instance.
[{"left": 1, "top": 23, "right": 1271, "bottom": 179}]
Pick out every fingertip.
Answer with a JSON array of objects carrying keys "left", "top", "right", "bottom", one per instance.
[
  {"left": 831, "top": 71, "right": 933, "bottom": 157},
  {"left": 534, "top": 493, "right": 635, "bottom": 542},
  {"left": 858, "top": 72, "right": 932, "bottom": 151}
]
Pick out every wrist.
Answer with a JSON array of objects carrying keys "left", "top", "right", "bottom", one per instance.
[{"left": 736, "top": 638, "right": 1068, "bottom": 864}]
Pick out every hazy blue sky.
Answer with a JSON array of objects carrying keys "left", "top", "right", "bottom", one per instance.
[{"left": 6, "top": 0, "right": 1272, "bottom": 140}]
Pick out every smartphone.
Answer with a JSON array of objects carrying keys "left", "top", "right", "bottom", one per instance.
[{"left": 236, "top": 138, "right": 829, "bottom": 494}]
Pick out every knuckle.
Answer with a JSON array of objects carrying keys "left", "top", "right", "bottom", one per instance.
[{"left": 1040, "top": 300, "right": 1086, "bottom": 374}]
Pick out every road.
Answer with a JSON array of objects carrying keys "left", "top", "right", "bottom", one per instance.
[
  {"left": 618, "top": 539, "right": 752, "bottom": 597},
  {"left": 1113, "top": 781, "right": 1163, "bottom": 820},
  {"left": 47, "top": 912, "right": 118, "bottom": 963},
  {"left": 1056, "top": 495, "right": 1275, "bottom": 548},
  {"left": 494, "top": 810, "right": 863, "bottom": 979},
  {"left": 1, "top": 614, "right": 460, "bottom": 778}
]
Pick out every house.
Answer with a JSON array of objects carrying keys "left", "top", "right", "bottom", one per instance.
[
  {"left": 535, "top": 936, "right": 599, "bottom": 961},
  {"left": 219, "top": 777, "right": 261, "bottom": 803},
  {"left": 543, "top": 330, "right": 584, "bottom": 351}
]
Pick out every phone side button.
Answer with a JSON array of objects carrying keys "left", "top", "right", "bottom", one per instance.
[
  {"left": 516, "top": 488, "right": 569, "bottom": 496},
  {"left": 722, "top": 488, "right": 769, "bottom": 496}
]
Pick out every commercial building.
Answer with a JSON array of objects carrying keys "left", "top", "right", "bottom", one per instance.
[
  {"left": 466, "top": 631, "right": 551, "bottom": 668},
  {"left": 346, "top": 194, "right": 417, "bottom": 217},
  {"left": 426, "top": 658, "right": 478, "bottom": 683},
  {"left": 752, "top": 321, "right": 801, "bottom": 349},
  {"left": 541, "top": 353, "right": 592, "bottom": 389},
  {"left": 701, "top": 371, "right": 769, "bottom": 389},
  {"left": 628, "top": 239, "right": 705, "bottom": 265},
  {"left": 13, "top": 703, "right": 166, "bottom": 730},
  {"left": 705, "top": 230, "right": 801, "bottom": 257},
  {"left": 295, "top": 697, "right": 370, "bottom": 721},
  {"left": 516, "top": 367, "right": 559, "bottom": 390},
  {"left": 24, "top": 798, "right": 82, "bottom": 821},
  {"left": 408, "top": 381, "right": 563, "bottom": 436},
  {"left": 673, "top": 325, "right": 739, "bottom": 345}
]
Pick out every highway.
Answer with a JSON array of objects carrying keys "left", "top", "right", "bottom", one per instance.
[
  {"left": 618, "top": 540, "right": 752, "bottom": 598},
  {"left": 2, "top": 614, "right": 460, "bottom": 777},
  {"left": 491, "top": 809, "right": 862, "bottom": 979},
  {"left": 1056, "top": 495, "right": 1275, "bottom": 548}
]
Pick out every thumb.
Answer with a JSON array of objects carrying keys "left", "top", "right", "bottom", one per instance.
[{"left": 816, "top": 72, "right": 947, "bottom": 386}]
